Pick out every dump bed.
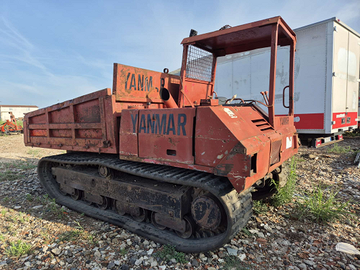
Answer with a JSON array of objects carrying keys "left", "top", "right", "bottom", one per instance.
[
  {"left": 23, "top": 63, "right": 182, "bottom": 154},
  {"left": 24, "top": 88, "right": 121, "bottom": 154}
]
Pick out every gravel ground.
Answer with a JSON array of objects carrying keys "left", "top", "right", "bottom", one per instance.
[{"left": 0, "top": 134, "right": 359, "bottom": 270}]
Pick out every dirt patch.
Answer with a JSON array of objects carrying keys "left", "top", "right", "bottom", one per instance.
[{"left": 0, "top": 134, "right": 63, "bottom": 163}]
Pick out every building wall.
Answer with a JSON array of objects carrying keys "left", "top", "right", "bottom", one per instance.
[{"left": 0, "top": 106, "right": 38, "bottom": 121}]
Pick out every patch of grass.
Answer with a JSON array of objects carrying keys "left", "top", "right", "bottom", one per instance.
[
  {"left": 4, "top": 240, "right": 32, "bottom": 258},
  {"left": 47, "top": 198, "right": 66, "bottom": 218},
  {"left": 155, "top": 244, "right": 187, "bottom": 264},
  {"left": 119, "top": 248, "right": 128, "bottom": 256},
  {"left": 252, "top": 200, "right": 269, "bottom": 215},
  {"left": 327, "top": 144, "right": 351, "bottom": 154},
  {"left": 223, "top": 256, "right": 251, "bottom": 270},
  {"left": 58, "top": 230, "right": 82, "bottom": 242},
  {"left": 295, "top": 185, "right": 349, "bottom": 223},
  {"left": 2, "top": 161, "right": 36, "bottom": 170},
  {"left": 17, "top": 162, "right": 37, "bottom": 170},
  {"left": 86, "top": 234, "right": 98, "bottom": 245},
  {"left": 58, "top": 221, "right": 85, "bottom": 242},
  {"left": 8, "top": 215, "right": 18, "bottom": 223},
  {"left": 48, "top": 199, "right": 58, "bottom": 211},
  {"left": 344, "top": 131, "right": 360, "bottom": 137},
  {"left": 7, "top": 224, "right": 16, "bottom": 236},
  {"left": 26, "top": 194, "right": 33, "bottom": 202},
  {"left": 18, "top": 213, "right": 26, "bottom": 224},
  {"left": 38, "top": 194, "right": 49, "bottom": 204},
  {"left": 241, "top": 227, "right": 252, "bottom": 237},
  {"left": 0, "top": 171, "right": 19, "bottom": 181},
  {"left": 74, "top": 221, "right": 84, "bottom": 231},
  {"left": 0, "top": 161, "right": 36, "bottom": 182},
  {"left": 1, "top": 209, "right": 7, "bottom": 216},
  {"left": 270, "top": 158, "right": 297, "bottom": 207},
  {"left": 0, "top": 235, "right": 5, "bottom": 242},
  {"left": 352, "top": 149, "right": 360, "bottom": 159},
  {"left": 2, "top": 196, "right": 10, "bottom": 203},
  {"left": 27, "top": 148, "right": 41, "bottom": 157},
  {"left": 40, "top": 230, "right": 52, "bottom": 244}
]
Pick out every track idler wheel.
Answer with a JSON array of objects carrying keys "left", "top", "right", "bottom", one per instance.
[{"left": 191, "top": 195, "right": 222, "bottom": 231}]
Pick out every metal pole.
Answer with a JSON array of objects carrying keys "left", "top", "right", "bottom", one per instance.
[{"left": 268, "top": 24, "right": 279, "bottom": 127}]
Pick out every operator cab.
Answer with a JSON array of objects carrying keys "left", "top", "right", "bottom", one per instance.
[{"left": 179, "top": 16, "right": 296, "bottom": 129}]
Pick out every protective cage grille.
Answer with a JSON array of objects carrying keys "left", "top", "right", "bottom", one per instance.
[{"left": 185, "top": 45, "right": 213, "bottom": 82}]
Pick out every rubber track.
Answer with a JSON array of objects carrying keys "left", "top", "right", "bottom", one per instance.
[{"left": 38, "top": 153, "right": 252, "bottom": 253}]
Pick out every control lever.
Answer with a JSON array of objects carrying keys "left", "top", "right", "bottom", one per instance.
[
  {"left": 225, "top": 94, "right": 237, "bottom": 104},
  {"left": 260, "top": 91, "right": 269, "bottom": 106}
]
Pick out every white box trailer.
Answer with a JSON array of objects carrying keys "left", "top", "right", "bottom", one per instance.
[{"left": 214, "top": 17, "right": 360, "bottom": 147}]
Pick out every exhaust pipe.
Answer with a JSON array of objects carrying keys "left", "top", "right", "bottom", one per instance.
[{"left": 160, "top": 88, "right": 178, "bottom": 108}]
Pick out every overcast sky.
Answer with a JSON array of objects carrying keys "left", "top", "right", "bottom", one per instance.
[{"left": 0, "top": 0, "right": 359, "bottom": 108}]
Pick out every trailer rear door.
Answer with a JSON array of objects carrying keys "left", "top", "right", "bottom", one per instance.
[{"left": 332, "top": 22, "right": 360, "bottom": 132}]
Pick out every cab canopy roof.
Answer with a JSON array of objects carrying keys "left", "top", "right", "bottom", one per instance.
[{"left": 181, "top": 16, "right": 296, "bottom": 56}]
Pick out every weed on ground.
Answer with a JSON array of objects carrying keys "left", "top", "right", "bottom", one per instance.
[
  {"left": 264, "top": 157, "right": 351, "bottom": 224},
  {"left": 58, "top": 230, "right": 83, "bottom": 242},
  {"left": 0, "top": 171, "right": 19, "bottom": 182},
  {"left": 27, "top": 148, "right": 41, "bottom": 157},
  {"left": 294, "top": 185, "right": 350, "bottom": 223},
  {"left": 155, "top": 244, "right": 187, "bottom": 264},
  {"left": 344, "top": 130, "right": 360, "bottom": 137},
  {"left": 327, "top": 144, "right": 351, "bottom": 154},
  {"left": 0, "top": 160, "right": 36, "bottom": 181},
  {"left": 48, "top": 199, "right": 66, "bottom": 218},
  {"left": 223, "top": 255, "right": 252, "bottom": 270},
  {"left": 270, "top": 158, "right": 297, "bottom": 207},
  {"left": 57, "top": 221, "right": 98, "bottom": 245},
  {"left": 4, "top": 240, "right": 32, "bottom": 258},
  {"left": 252, "top": 200, "right": 269, "bottom": 215}
]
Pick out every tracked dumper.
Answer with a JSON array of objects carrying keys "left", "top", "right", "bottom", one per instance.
[{"left": 24, "top": 17, "right": 298, "bottom": 252}]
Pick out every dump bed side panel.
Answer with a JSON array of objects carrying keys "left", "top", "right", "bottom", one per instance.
[{"left": 24, "top": 88, "right": 119, "bottom": 154}]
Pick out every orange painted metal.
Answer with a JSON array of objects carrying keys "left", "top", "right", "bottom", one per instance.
[
  {"left": 24, "top": 16, "right": 298, "bottom": 193},
  {"left": 113, "top": 64, "right": 180, "bottom": 108},
  {"left": 24, "top": 89, "right": 119, "bottom": 154},
  {"left": 120, "top": 108, "right": 195, "bottom": 164},
  {"left": 1, "top": 112, "right": 23, "bottom": 133},
  {"left": 0, "top": 120, "right": 21, "bottom": 133}
]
